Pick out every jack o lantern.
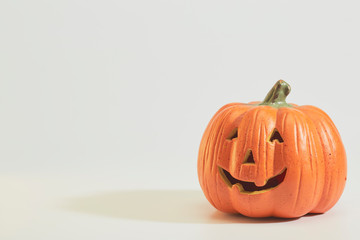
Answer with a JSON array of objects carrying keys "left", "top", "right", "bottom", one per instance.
[{"left": 198, "top": 80, "right": 347, "bottom": 218}]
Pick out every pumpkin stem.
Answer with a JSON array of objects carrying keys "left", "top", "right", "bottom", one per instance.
[{"left": 259, "top": 80, "right": 293, "bottom": 108}]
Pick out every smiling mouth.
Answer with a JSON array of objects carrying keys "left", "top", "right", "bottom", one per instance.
[{"left": 218, "top": 167, "right": 287, "bottom": 194}]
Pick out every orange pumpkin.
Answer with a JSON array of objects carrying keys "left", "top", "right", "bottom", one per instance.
[{"left": 198, "top": 80, "right": 347, "bottom": 218}]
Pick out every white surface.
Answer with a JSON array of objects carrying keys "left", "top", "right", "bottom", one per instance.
[
  {"left": 0, "top": 173, "right": 358, "bottom": 240},
  {"left": 1, "top": 0, "right": 360, "bottom": 239}
]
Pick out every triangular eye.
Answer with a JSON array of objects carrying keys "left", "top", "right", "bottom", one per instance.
[
  {"left": 269, "top": 128, "right": 284, "bottom": 143},
  {"left": 227, "top": 128, "right": 238, "bottom": 140},
  {"left": 243, "top": 150, "right": 255, "bottom": 164}
]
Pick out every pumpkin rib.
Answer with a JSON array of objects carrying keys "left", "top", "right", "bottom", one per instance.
[
  {"left": 260, "top": 110, "right": 271, "bottom": 183},
  {"left": 211, "top": 112, "right": 224, "bottom": 208},
  {"left": 292, "top": 115, "right": 303, "bottom": 214},
  {"left": 307, "top": 113, "right": 324, "bottom": 212},
  {"left": 308, "top": 121, "right": 320, "bottom": 210},
  {"left": 262, "top": 122, "right": 267, "bottom": 179},
  {"left": 263, "top": 117, "right": 275, "bottom": 214},
  {"left": 317, "top": 120, "right": 342, "bottom": 212},
  {"left": 252, "top": 109, "right": 260, "bottom": 184},
  {"left": 298, "top": 109, "right": 324, "bottom": 216},
  {"left": 293, "top": 110, "right": 314, "bottom": 216},
  {"left": 214, "top": 108, "right": 237, "bottom": 209},
  {"left": 296, "top": 105, "right": 346, "bottom": 213},
  {"left": 263, "top": 107, "right": 277, "bottom": 183},
  {"left": 210, "top": 129, "right": 226, "bottom": 208},
  {"left": 307, "top": 123, "right": 313, "bottom": 174},
  {"left": 315, "top": 120, "right": 336, "bottom": 212},
  {"left": 229, "top": 133, "right": 238, "bottom": 174},
  {"left": 199, "top": 104, "right": 233, "bottom": 208},
  {"left": 202, "top": 129, "right": 215, "bottom": 207}
]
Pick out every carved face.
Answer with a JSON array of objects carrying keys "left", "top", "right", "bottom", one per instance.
[
  {"left": 197, "top": 81, "right": 346, "bottom": 218},
  {"left": 218, "top": 127, "right": 287, "bottom": 195}
]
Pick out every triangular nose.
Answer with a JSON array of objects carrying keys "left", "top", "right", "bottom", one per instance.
[
  {"left": 269, "top": 128, "right": 284, "bottom": 143},
  {"left": 243, "top": 150, "right": 255, "bottom": 164}
]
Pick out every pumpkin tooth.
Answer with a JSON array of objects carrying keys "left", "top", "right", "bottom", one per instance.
[{"left": 235, "top": 183, "right": 245, "bottom": 192}]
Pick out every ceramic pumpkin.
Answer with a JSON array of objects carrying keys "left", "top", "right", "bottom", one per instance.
[{"left": 198, "top": 80, "right": 347, "bottom": 218}]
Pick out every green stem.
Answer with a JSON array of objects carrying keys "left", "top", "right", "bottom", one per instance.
[{"left": 259, "top": 80, "right": 293, "bottom": 108}]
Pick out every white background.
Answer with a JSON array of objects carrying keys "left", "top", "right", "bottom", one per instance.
[{"left": 1, "top": 0, "right": 360, "bottom": 239}]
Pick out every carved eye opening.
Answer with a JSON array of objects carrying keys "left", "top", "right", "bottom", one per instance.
[
  {"left": 269, "top": 128, "right": 284, "bottom": 143},
  {"left": 227, "top": 128, "right": 238, "bottom": 140}
]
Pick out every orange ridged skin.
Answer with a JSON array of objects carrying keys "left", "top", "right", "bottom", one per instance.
[{"left": 198, "top": 82, "right": 346, "bottom": 218}]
